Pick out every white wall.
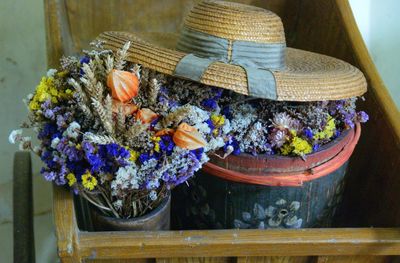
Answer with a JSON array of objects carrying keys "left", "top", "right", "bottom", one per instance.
[
  {"left": 0, "top": 1, "right": 56, "bottom": 262},
  {"left": 350, "top": 0, "right": 400, "bottom": 107}
]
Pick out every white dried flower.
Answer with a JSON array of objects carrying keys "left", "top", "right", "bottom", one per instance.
[
  {"left": 46, "top": 68, "right": 57, "bottom": 77},
  {"left": 149, "top": 190, "right": 157, "bottom": 201},
  {"left": 9, "top": 129, "right": 23, "bottom": 144},
  {"left": 64, "top": 121, "right": 81, "bottom": 139},
  {"left": 50, "top": 137, "right": 60, "bottom": 149},
  {"left": 32, "top": 145, "right": 42, "bottom": 154},
  {"left": 18, "top": 136, "right": 32, "bottom": 151},
  {"left": 113, "top": 200, "right": 123, "bottom": 210},
  {"left": 272, "top": 112, "right": 301, "bottom": 131}
]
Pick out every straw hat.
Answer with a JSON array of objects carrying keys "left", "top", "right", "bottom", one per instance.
[{"left": 98, "top": 0, "right": 367, "bottom": 101}]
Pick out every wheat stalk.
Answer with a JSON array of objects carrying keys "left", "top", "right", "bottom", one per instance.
[
  {"left": 114, "top": 41, "right": 131, "bottom": 70},
  {"left": 91, "top": 98, "right": 114, "bottom": 135},
  {"left": 160, "top": 105, "right": 191, "bottom": 128},
  {"left": 148, "top": 78, "right": 161, "bottom": 106},
  {"left": 126, "top": 121, "right": 148, "bottom": 140},
  {"left": 83, "top": 132, "right": 116, "bottom": 144},
  {"left": 115, "top": 105, "right": 126, "bottom": 135}
]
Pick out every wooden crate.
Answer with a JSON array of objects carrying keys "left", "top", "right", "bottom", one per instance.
[{"left": 46, "top": 0, "right": 400, "bottom": 262}]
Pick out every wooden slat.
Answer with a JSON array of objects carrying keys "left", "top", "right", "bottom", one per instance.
[
  {"left": 315, "top": 256, "right": 393, "bottom": 263},
  {"left": 237, "top": 256, "right": 312, "bottom": 263},
  {"left": 75, "top": 228, "right": 400, "bottom": 259},
  {"left": 53, "top": 185, "right": 80, "bottom": 262},
  {"left": 85, "top": 259, "right": 153, "bottom": 263},
  {"left": 157, "top": 257, "right": 232, "bottom": 263}
]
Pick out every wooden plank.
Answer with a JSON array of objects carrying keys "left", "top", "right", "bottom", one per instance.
[
  {"left": 85, "top": 259, "right": 153, "bottom": 263},
  {"left": 53, "top": 185, "right": 81, "bottom": 262},
  {"left": 157, "top": 258, "right": 232, "bottom": 263},
  {"left": 75, "top": 228, "right": 400, "bottom": 259},
  {"left": 315, "top": 256, "right": 393, "bottom": 263},
  {"left": 237, "top": 256, "right": 312, "bottom": 263}
]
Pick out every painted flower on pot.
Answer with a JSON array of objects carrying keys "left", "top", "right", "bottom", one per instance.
[
  {"left": 234, "top": 199, "right": 303, "bottom": 229},
  {"left": 107, "top": 69, "right": 139, "bottom": 103}
]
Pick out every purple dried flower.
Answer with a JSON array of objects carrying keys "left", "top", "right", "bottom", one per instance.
[
  {"left": 42, "top": 170, "right": 56, "bottom": 181},
  {"left": 190, "top": 148, "right": 204, "bottom": 161},
  {"left": 357, "top": 111, "right": 369, "bottom": 123}
]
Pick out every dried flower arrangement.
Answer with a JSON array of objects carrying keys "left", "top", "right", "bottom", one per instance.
[{"left": 9, "top": 41, "right": 368, "bottom": 219}]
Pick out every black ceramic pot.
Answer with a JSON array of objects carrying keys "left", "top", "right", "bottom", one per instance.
[{"left": 91, "top": 194, "right": 171, "bottom": 231}]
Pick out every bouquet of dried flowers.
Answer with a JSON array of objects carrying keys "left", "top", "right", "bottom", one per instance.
[
  {"left": 9, "top": 41, "right": 368, "bottom": 219},
  {"left": 9, "top": 42, "right": 221, "bottom": 218}
]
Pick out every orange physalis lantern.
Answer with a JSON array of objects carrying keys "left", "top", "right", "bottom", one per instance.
[
  {"left": 173, "top": 123, "right": 207, "bottom": 150},
  {"left": 107, "top": 69, "right": 139, "bottom": 103},
  {"left": 136, "top": 108, "right": 159, "bottom": 124}
]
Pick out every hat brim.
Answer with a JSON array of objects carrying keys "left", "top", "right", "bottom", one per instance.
[{"left": 98, "top": 31, "right": 367, "bottom": 101}]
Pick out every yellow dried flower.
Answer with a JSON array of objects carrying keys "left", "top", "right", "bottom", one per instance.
[
  {"left": 291, "top": 136, "right": 312, "bottom": 156},
  {"left": 211, "top": 114, "right": 225, "bottom": 127},
  {"left": 280, "top": 143, "right": 292, "bottom": 156},
  {"left": 314, "top": 117, "right": 336, "bottom": 140},
  {"left": 66, "top": 173, "right": 77, "bottom": 186},
  {"left": 28, "top": 76, "right": 74, "bottom": 112},
  {"left": 280, "top": 136, "right": 312, "bottom": 156},
  {"left": 129, "top": 149, "right": 140, "bottom": 162},
  {"left": 151, "top": 136, "right": 161, "bottom": 153},
  {"left": 82, "top": 171, "right": 97, "bottom": 191}
]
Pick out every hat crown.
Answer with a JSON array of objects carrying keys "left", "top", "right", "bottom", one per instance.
[{"left": 183, "top": 0, "right": 286, "bottom": 44}]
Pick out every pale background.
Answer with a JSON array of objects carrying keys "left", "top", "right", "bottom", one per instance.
[{"left": 0, "top": 0, "right": 398, "bottom": 262}]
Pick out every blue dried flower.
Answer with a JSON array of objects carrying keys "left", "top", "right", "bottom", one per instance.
[
  {"left": 159, "top": 135, "right": 175, "bottom": 155},
  {"left": 66, "top": 160, "right": 87, "bottom": 177},
  {"left": 221, "top": 106, "right": 232, "bottom": 120},
  {"left": 201, "top": 98, "right": 218, "bottom": 110},
  {"left": 224, "top": 137, "right": 241, "bottom": 155},
  {"left": 190, "top": 148, "right": 204, "bottom": 161},
  {"left": 82, "top": 141, "right": 95, "bottom": 154},
  {"left": 303, "top": 128, "right": 313, "bottom": 139},
  {"left": 312, "top": 144, "right": 320, "bottom": 152},
  {"left": 38, "top": 123, "right": 59, "bottom": 140},
  {"left": 79, "top": 56, "right": 90, "bottom": 76},
  {"left": 139, "top": 152, "right": 155, "bottom": 163},
  {"left": 86, "top": 153, "right": 104, "bottom": 173},
  {"left": 205, "top": 118, "right": 215, "bottom": 131},
  {"left": 211, "top": 87, "right": 223, "bottom": 100},
  {"left": 104, "top": 143, "right": 120, "bottom": 157}
]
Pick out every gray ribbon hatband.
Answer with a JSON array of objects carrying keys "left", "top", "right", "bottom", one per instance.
[{"left": 173, "top": 27, "right": 286, "bottom": 99}]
